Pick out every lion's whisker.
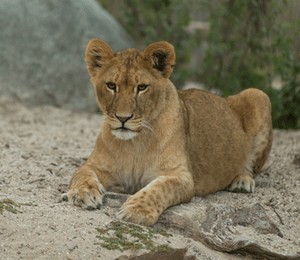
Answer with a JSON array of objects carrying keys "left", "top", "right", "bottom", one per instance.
[{"left": 142, "top": 120, "right": 153, "bottom": 133}]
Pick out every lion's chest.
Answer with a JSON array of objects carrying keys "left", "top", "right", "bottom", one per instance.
[
  {"left": 101, "top": 132, "right": 161, "bottom": 194},
  {"left": 111, "top": 154, "right": 159, "bottom": 194},
  {"left": 118, "top": 168, "right": 158, "bottom": 194}
]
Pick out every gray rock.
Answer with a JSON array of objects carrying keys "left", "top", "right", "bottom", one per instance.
[
  {"left": 0, "top": 0, "right": 132, "bottom": 111},
  {"left": 157, "top": 200, "right": 300, "bottom": 259},
  {"left": 201, "top": 203, "right": 283, "bottom": 237},
  {"left": 115, "top": 248, "right": 194, "bottom": 260}
]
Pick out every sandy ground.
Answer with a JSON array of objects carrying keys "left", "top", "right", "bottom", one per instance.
[{"left": 0, "top": 96, "right": 299, "bottom": 260}]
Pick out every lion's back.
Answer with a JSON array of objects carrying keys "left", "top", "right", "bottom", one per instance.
[{"left": 178, "top": 88, "right": 249, "bottom": 195}]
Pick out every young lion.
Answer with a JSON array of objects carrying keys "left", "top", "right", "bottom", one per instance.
[{"left": 63, "top": 39, "right": 272, "bottom": 226}]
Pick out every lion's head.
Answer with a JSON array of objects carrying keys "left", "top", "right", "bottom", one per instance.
[{"left": 85, "top": 39, "right": 176, "bottom": 140}]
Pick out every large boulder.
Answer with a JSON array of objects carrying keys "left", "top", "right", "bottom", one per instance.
[{"left": 0, "top": 0, "right": 133, "bottom": 111}]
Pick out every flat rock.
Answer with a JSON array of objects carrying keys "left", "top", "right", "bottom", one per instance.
[{"left": 157, "top": 200, "right": 299, "bottom": 259}]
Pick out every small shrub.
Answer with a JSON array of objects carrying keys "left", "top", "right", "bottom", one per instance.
[{"left": 200, "top": 0, "right": 300, "bottom": 128}]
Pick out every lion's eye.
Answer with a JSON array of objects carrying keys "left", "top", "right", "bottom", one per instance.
[
  {"left": 106, "top": 82, "right": 117, "bottom": 91},
  {"left": 137, "top": 84, "right": 149, "bottom": 92}
]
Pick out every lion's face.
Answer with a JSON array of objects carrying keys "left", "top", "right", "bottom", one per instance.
[{"left": 85, "top": 40, "right": 176, "bottom": 140}]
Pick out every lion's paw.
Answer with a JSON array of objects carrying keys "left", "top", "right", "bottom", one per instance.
[
  {"left": 117, "top": 197, "right": 159, "bottom": 226},
  {"left": 62, "top": 181, "right": 105, "bottom": 210},
  {"left": 227, "top": 174, "right": 255, "bottom": 193}
]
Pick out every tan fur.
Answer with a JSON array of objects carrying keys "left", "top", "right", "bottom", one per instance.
[{"left": 64, "top": 39, "right": 273, "bottom": 225}]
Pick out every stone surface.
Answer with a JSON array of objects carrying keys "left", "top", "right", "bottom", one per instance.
[
  {"left": 115, "top": 248, "right": 194, "bottom": 260},
  {"left": 157, "top": 200, "right": 299, "bottom": 259},
  {"left": 0, "top": 0, "right": 132, "bottom": 111}
]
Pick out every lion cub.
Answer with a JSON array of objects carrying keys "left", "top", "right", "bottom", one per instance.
[{"left": 64, "top": 39, "right": 272, "bottom": 225}]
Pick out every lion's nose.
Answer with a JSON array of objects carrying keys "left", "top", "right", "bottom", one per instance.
[{"left": 115, "top": 114, "right": 133, "bottom": 124}]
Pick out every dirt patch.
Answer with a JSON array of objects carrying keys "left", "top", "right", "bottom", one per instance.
[{"left": 0, "top": 96, "right": 299, "bottom": 259}]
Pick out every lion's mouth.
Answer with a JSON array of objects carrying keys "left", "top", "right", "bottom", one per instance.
[
  {"left": 111, "top": 127, "right": 138, "bottom": 140},
  {"left": 116, "top": 126, "right": 132, "bottom": 131}
]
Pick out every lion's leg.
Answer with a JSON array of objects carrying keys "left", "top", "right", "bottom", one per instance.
[
  {"left": 62, "top": 164, "right": 115, "bottom": 209},
  {"left": 118, "top": 174, "right": 194, "bottom": 226},
  {"left": 244, "top": 123, "right": 273, "bottom": 176},
  {"left": 228, "top": 125, "right": 272, "bottom": 193},
  {"left": 227, "top": 88, "right": 272, "bottom": 193}
]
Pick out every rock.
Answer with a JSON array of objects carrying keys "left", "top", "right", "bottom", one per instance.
[
  {"left": 156, "top": 200, "right": 300, "bottom": 259},
  {"left": 292, "top": 154, "right": 300, "bottom": 167},
  {"left": 0, "top": 0, "right": 132, "bottom": 111},
  {"left": 201, "top": 203, "right": 283, "bottom": 237},
  {"left": 103, "top": 192, "right": 130, "bottom": 208},
  {"left": 115, "top": 248, "right": 194, "bottom": 260}
]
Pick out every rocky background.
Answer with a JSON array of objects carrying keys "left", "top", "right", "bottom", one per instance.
[
  {"left": 0, "top": 0, "right": 132, "bottom": 112},
  {"left": 0, "top": 0, "right": 299, "bottom": 259}
]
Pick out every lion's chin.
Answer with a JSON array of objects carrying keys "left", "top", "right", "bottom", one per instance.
[{"left": 111, "top": 129, "right": 138, "bottom": 141}]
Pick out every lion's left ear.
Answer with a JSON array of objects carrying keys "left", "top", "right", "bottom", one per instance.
[
  {"left": 143, "top": 41, "right": 176, "bottom": 78},
  {"left": 85, "top": 39, "right": 114, "bottom": 78}
]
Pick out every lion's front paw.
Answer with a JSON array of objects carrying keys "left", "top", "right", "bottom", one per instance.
[
  {"left": 117, "top": 196, "right": 160, "bottom": 226},
  {"left": 62, "top": 180, "right": 105, "bottom": 210}
]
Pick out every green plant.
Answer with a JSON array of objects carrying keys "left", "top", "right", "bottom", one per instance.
[
  {"left": 276, "top": 60, "right": 300, "bottom": 128},
  {"left": 0, "top": 199, "right": 22, "bottom": 214},
  {"left": 0, "top": 199, "right": 34, "bottom": 214},
  {"left": 200, "top": 0, "right": 300, "bottom": 128},
  {"left": 95, "top": 221, "right": 173, "bottom": 252}
]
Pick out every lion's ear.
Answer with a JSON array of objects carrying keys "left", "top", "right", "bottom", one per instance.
[
  {"left": 143, "top": 41, "right": 176, "bottom": 78},
  {"left": 85, "top": 39, "right": 113, "bottom": 77}
]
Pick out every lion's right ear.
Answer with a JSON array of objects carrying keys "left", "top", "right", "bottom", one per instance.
[
  {"left": 85, "top": 39, "right": 113, "bottom": 77},
  {"left": 143, "top": 41, "right": 176, "bottom": 78}
]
